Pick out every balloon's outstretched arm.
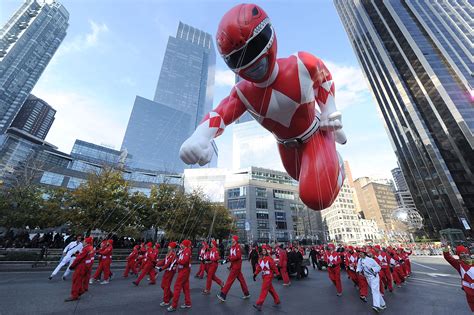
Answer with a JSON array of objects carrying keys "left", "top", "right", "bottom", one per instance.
[{"left": 180, "top": 87, "right": 247, "bottom": 165}]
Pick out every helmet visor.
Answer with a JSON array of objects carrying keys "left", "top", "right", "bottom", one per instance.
[{"left": 223, "top": 23, "right": 273, "bottom": 70}]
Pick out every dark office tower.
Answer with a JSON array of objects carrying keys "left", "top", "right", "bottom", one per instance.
[
  {"left": 335, "top": 0, "right": 473, "bottom": 236},
  {"left": 122, "top": 22, "right": 217, "bottom": 173},
  {"left": 10, "top": 94, "right": 55, "bottom": 140},
  {"left": 0, "top": 0, "right": 68, "bottom": 133},
  {"left": 391, "top": 167, "right": 408, "bottom": 192},
  {"left": 153, "top": 22, "right": 215, "bottom": 129}
]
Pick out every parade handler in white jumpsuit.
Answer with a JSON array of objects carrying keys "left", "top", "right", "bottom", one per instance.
[
  {"left": 49, "top": 235, "right": 83, "bottom": 280},
  {"left": 357, "top": 250, "right": 386, "bottom": 313}
]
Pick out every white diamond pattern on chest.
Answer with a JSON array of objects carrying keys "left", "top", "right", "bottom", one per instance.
[
  {"left": 295, "top": 54, "right": 315, "bottom": 104},
  {"left": 260, "top": 260, "right": 270, "bottom": 270},
  {"left": 328, "top": 255, "right": 336, "bottom": 262},
  {"left": 210, "top": 252, "right": 215, "bottom": 259},
  {"left": 179, "top": 254, "right": 184, "bottom": 260},
  {"left": 461, "top": 266, "right": 474, "bottom": 280},
  {"left": 230, "top": 248, "right": 236, "bottom": 256},
  {"left": 266, "top": 89, "right": 300, "bottom": 128}
]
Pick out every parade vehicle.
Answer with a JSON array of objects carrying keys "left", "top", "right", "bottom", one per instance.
[{"left": 274, "top": 257, "right": 310, "bottom": 279}]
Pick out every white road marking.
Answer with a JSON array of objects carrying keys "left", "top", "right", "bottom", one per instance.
[
  {"left": 410, "top": 278, "right": 459, "bottom": 288},
  {"left": 412, "top": 261, "right": 438, "bottom": 270},
  {"left": 415, "top": 271, "right": 458, "bottom": 278}
]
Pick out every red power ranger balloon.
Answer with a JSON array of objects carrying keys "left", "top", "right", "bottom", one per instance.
[{"left": 180, "top": 4, "right": 347, "bottom": 210}]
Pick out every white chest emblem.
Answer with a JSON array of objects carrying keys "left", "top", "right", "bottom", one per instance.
[
  {"left": 230, "top": 248, "right": 236, "bottom": 256},
  {"left": 461, "top": 266, "right": 474, "bottom": 280},
  {"left": 329, "top": 255, "right": 335, "bottom": 262},
  {"left": 179, "top": 254, "right": 184, "bottom": 260},
  {"left": 350, "top": 256, "right": 356, "bottom": 263},
  {"left": 210, "top": 252, "right": 215, "bottom": 259},
  {"left": 260, "top": 261, "right": 270, "bottom": 270}
]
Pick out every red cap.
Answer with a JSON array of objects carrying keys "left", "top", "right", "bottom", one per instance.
[
  {"left": 232, "top": 235, "right": 239, "bottom": 242},
  {"left": 374, "top": 245, "right": 381, "bottom": 250},
  {"left": 107, "top": 239, "right": 113, "bottom": 245},
  {"left": 262, "top": 244, "right": 271, "bottom": 251},
  {"left": 168, "top": 242, "right": 177, "bottom": 249},
  {"left": 181, "top": 239, "right": 191, "bottom": 247},
  {"left": 327, "top": 243, "right": 335, "bottom": 250},
  {"left": 456, "top": 245, "right": 469, "bottom": 256},
  {"left": 155, "top": 243, "right": 161, "bottom": 248},
  {"left": 146, "top": 242, "right": 153, "bottom": 247},
  {"left": 85, "top": 237, "right": 93, "bottom": 245},
  {"left": 348, "top": 246, "right": 354, "bottom": 251},
  {"left": 133, "top": 245, "right": 140, "bottom": 250},
  {"left": 212, "top": 240, "right": 217, "bottom": 247}
]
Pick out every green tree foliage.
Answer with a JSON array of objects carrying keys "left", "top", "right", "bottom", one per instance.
[
  {"left": 0, "top": 166, "right": 235, "bottom": 241},
  {"left": 67, "top": 167, "right": 132, "bottom": 235}
]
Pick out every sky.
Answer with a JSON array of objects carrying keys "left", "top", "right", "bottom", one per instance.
[{"left": 0, "top": 0, "right": 398, "bottom": 179}]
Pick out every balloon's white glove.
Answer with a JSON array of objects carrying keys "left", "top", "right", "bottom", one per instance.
[
  {"left": 320, "top": 111, "right": 343, "bottom": 131},
  {"left": 320, "top": 111, "right": 347, "bottom": 145},
  {"left": 179, "top": 136, "right": 213, "bottom": 166}
]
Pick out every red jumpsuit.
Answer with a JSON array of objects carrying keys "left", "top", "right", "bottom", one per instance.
[
  {"left": 136, "top": 245, "right": 146, "bottom": 272},
  {"left": 345, "top": 252, "right": 359, "bottom": 286},
  {"left": 324, "top": 251, "right": 342, "bottom": 294},
  {"left": 389, "top": 253, "right": 405, "bottom": 286},
  {"left": 255, "top": 255, "right": 280, "bottom": 306},
  {"left": 444, "top": 250, "right": 474, "bottom": 311},
  {"left": 69, "top": 244, "right": 95, "bottom": 299},
  {"left": 171, "top": 248, "right": 192, "bottom": 309},
  {"left": 375, "top": 251, "right": 393, "bottom": 292},
  {"left": 135, "top": 247, "right": 158, "bottom": 285},
  {"left": 100, "top": 243, "right": 113, "bottom": 281},
  {"left": 123, "top": 247, "right": 139, "bottom": 277},
  {"left": 195, "top": 245, "right": 207, "bottom": 278},
  {"left": 401, "top": 250, "right": 412, "bottom": 276},
  {"left": 92, "top": 241, "right": 106, "bottom": 281},
  {"left": 206, "top": 247, "right": 223, "bottom": 291},
  {"left": 278, "top": 248, "right": 290, "bottom": 285},
  {"left": 157, "top": 251, "right": 177, "bottom": 304},
  {"left": 221, "top": 244, "right": 250, "bottom": 296}
]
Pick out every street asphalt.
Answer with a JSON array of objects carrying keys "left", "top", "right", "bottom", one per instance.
[{"left": 0, "top": 256, "right": 470, "bottom": 315}]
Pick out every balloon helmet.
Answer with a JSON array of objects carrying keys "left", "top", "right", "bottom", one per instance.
[{"left": 216, "top": 4, "right": 277, "bottom": 83}]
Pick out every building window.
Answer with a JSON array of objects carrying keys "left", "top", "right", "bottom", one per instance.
[
  {"left": 256, "top": 198, "right": 268, "bottom": 209},
  {"left": 276, "top": 221, "right": 287, "bottom": 230},
  {"left": 228, "top": 198, "right": 246, "bottom": 210},
  {"left": 40, "top": 172, "right": 64, "bottom": 186},
  {"left": 273, "top": 189, "right": 295, "bottom": 200},
  {"left": 275, "top": 211, "right": 286, "bottom": 221},
  {"left": 256, "top": 187, "right": 267, "bottom": 198},
  {"left": 232, "top": 210, "right": 246, "bottom": 220},
  {"left": 256, "top": 212, "right": 269, "bottom": 220},
  {"left": 228, "top": 187, "right": 247, "bottom": 198},
  {"left": 257, "top": 220, "right": 269, "bottom": 229},
  {"left": 274, "top": 200, "right": 285, "bottom": 210},
  {"left": 67, "top": 177, "right": 86, "bottom": 189}
]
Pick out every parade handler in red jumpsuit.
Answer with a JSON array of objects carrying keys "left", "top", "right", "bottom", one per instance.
[
  {"left": 253, "top": 244, "right": 280, "bottom": 311},
  {"left": 203, "top": 240, "right": 224, "bottom": 294},
  {"left": 123, "top": 245, "right": 140, "bottom": 278},
  {"left": 277, "top": 244, "right": 290, "bottom": 286},
  {"left": 443, "top": 243, "right": 474, "bottom": 312},
  {"left": 324, "top": 243, "right": 343, "bottom": 296},
  {"left": 180, "top": 3, "right": 346, "bottom": 211},
  {"left": 217, "top": 235, "right": 250, "bottom": 302},
  {"left": 133, "top": 242, "right": 158, "bottom": 286},
  {"left": 65, "top": 236, "right": 95, "bottom": 302},
  {"left": 168, "top": 239, "right": 192, "bottom": 312},
  {"left": 195, "top": 241, "right": 208, "bottom": 279},
  {"left": 157, "top": 241, "right": 178, "bottom": 307}
]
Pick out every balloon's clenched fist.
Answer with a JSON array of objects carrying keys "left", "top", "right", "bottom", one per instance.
[{"left": 179, "top": 136, "right": 213, "bottom": 166}]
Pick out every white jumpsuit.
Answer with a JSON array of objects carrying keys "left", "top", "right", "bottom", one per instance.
[
  {"left": 357, "top": 256, "right": 386, "bottom": 309},
  {"left": 50, "top": 240, "right": 83, "bottom": 278}
]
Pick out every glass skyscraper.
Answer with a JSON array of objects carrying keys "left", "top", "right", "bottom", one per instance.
[
  {"left": 0, "top": 0, "right": 68, "bottom": 133},
  {"left": 122, "top": 22, "right": 217, "bottom": 173},
  {"left": 11, "top": 94, "right": 56, "bottom": 140},
  {"left": 335, "top": 0, "right": 473, "bottom": 237}
]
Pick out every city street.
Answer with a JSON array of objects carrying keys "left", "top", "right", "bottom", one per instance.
[{"left": 0, "top": 256, "right": 469, "bottom": 315}]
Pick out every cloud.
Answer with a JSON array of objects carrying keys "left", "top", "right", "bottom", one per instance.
[
  {"left": 59, "top": 20, "right": 109, "bottom": 55},
  {"left": 36, "top": 89, "right": 128, "bottom": 153},
  {"left": 215, "top": 69, "right": 235, "bottom": 87},
  {"left": 324, "top": 61, "right": 371, "bottom": 110}
]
